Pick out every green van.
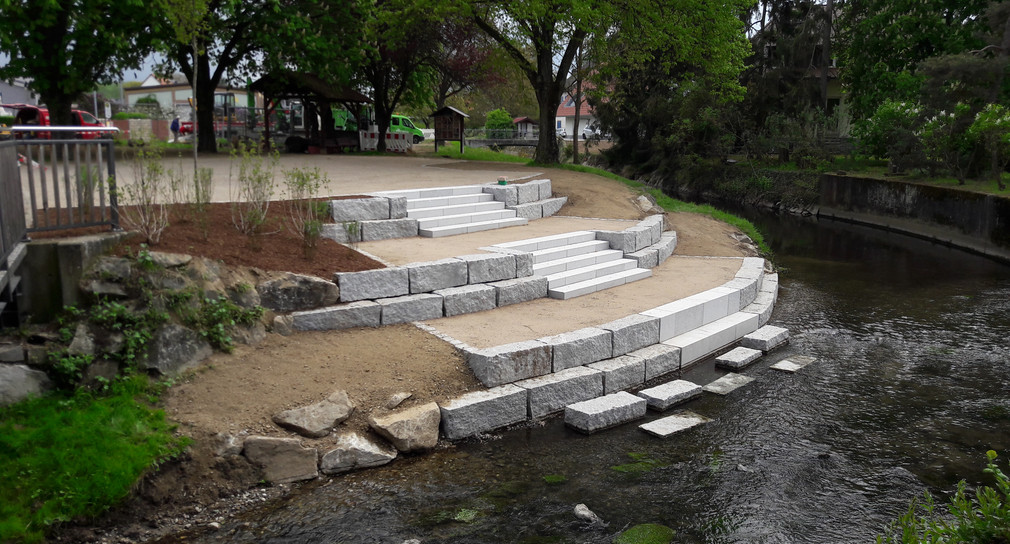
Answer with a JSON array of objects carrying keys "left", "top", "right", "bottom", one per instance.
[{"left": 389, "top": 114, "right": 424, "bottom": 144}]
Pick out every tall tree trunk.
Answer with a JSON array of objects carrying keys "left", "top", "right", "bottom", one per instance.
[
  {"left": 195, "top": 55, "right": 217, "bottom": 154},
  {"left": 573, "top": 43, "right": 583, "bottom": 165},
  {"left": 820, "top": 0, "right": 833, "bottom": 111},
  {"left": 191, "top": 37, "right": 199, "bottom": 179}
]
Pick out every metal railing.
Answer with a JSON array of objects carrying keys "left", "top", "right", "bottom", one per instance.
[{"left": 3, "top": 126, "right": 120, "bottom": 242}]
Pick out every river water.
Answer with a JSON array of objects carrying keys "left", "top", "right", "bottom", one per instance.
[{"left": 188, "top": 213, "right": 1010, "bottom": 543}]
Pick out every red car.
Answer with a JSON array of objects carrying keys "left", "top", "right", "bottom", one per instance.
[{"left": 4, "top": 104, "right": 106, "bottom": 139}]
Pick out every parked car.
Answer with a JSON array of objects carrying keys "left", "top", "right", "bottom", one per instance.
[
  {"left": 389, "top": 114, "right": 424, "bottom": 144},
  {"left": 2, "top": 104, "right": 105, "bottom": 139},
  {"left": 581, "top": 124, "right": 601, "bottom": 139}
]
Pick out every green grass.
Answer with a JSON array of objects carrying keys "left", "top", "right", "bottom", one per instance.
[
  {"left": 0, "top": 376, "right": 189, "bottom": 543},
  {"left": 432, "top": 146, "right": 530, "bottom": 163},
  {"left": 549, "top": 163, "right": 770, "bottom": 254}
]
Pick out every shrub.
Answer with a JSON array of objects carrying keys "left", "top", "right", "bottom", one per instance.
[
  {"left": 117, "top": 148, "right": 170, "bottom": 244},
  {"left": 110, "top": 112, "right": 149, "bottom": 120},
  {"left": 878, "top": 450, "right": 1010, "bottom": 543},
  {"left": 918, "top": 102, "right": 976, "bottom": 183},
  {"left": 283, "top": 166, "right": 329, "bottom": 259},
  {"left": 852, "top": 100, "right": 923, "bottom": 170},
  {"left": 228, "top": 141, "right": 278, "bottom": 242},
  {"left": 0, "top": 115, "right": 14, "bottom": 126},
  {"left": 135, "top": 94, "right": 159, "bottom": 106},
  {"left": 967, "top": 103, "right": 1010, "bottom": 190},
  {"left": 485, "top": 108, "right": 513, "bottom": 139}
]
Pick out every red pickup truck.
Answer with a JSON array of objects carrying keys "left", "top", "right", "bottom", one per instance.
[{"left": 3, "top": 104, "right": 106, "bottom": 139}]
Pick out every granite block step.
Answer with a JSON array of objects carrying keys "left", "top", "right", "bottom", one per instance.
[
  {"left": 715, "top": 346, "right": 763, "bottom": 370},
  {"left": 545, "top": 259, "right": 638, "bottom": 288},
  {"left": 532, "top": 249, "right": 624, "bottom": 276},
  {"left": 637, "top": 379, "right": 703, "bottom": 411},
  {"left": 419, "top": 217, "right": 528, "bottom": 238},
  {"left": 415, "top": 209, "right": 518, "bottom": 229},
  {"left": 374, "top": 184, "right": 485, "bottom": 200},
  {"left": 492, "top": 231, "right": 597, "bottom": 253},
  {"left": 548, "top": 267, "right": 652, "bottom": 300},
  {"left": 408, "top": 200, "right": 506, "bottom": 219},
  {"left": 770, "top": 355, "right": 816, "bottom": 373},
  {"left": 406, "top": 192, "right": 494, "bottom": 210},
  {"left": 530, "top": 240, "right": 611, "bottom": 263},
  {"left": 741, "top": 325, "right": 789, "bottom": 353},
  {"left": 703, "top": 373, "right": 755, "bottom": 396},
  {"left": 564, "top": 391, "right": 647, "bottom": 434}
]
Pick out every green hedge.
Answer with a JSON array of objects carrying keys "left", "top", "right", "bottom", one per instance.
[
  {"left": 111, "top": 112, "right": 149, "bottom": 120},
  {"left": 0, "top": 115, "right": 14, "bottom": 126}
]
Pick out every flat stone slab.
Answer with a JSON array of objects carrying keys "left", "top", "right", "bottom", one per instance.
[
  {"left": 291, "top": 301, "right": 381, "bottom": 331},
  {"left": 770, "top": 355, "right": 817, "bottom": 373},
  {"left": 465, "top": 340, "right": 551, "bottom": 387},
  {"left": 378, "top": 293, "right": 443, "bottom": 325},
  {"left": 271, "top": 390, "right": 354, "bottom": 438},
  {"left": 637, "top": 379, "right": 703, "bottom": 411},
  {"left": 440, "top": 384, "right": 528, "bottom": 440},
  {"left": 715, "top": 346, "right": 763, "bottom": 370},
  {"left": 639, "top": 410, "right": 712, "bottom": 438},
  {"left": 565, "top": 391, "right": 647, "bottom": 434},
  {"left": 703, "top": 373, "right": 756, "bottom": 396},
  {"left": 741, "top": 325, "right": 789, "bottom": 352},
  {"left": 319, "top": 432, "right": 397, "bottom": 474}
]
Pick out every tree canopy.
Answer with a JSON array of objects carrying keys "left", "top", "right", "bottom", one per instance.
[{"left": 0, "top": 0, "right": 159, "bottom": 125}]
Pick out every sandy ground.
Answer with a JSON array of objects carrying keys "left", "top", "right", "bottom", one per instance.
[{"left": 53, "top": 155, "right": 756, "bottom": 542}]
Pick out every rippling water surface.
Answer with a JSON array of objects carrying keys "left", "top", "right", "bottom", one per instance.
[{"left": 188, "top": 214, "right": 1010, "bottom": 544}]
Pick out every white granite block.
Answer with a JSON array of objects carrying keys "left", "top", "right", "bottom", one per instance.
[
  {"left": 741, "top": 325, "right": 789, "bottom": 352},
  {"left": 330, "top": 197, "right": 390, "bottom": 221},
  {"left": 291, "top": 301, "right": 381, "bottom": 331},
  {"left": 465, "top": 340, "right": 552, "bottom": 387},
  {"left": 407, "top": 258, "right": 468, "bottom": 293},
  {"left": 770, "top": 355, "right": 817, "bottom": 373},
  {"left": 626, "top": 248, "right": 659, "bottom": 268},
  {"left": 493, "top": 276, "right": 548, "bottom": 306},
  {"left": 511, "top": 202, "right": 544, "bottom": 219},
  {"left": 599, "top": 314, "right": 660, "bottom": 356},
  {"left": 336, "top": 267, "right": 409, "bottom": 302},
  {"left": 483, "top": 184, "right": 519, "bottom": 206},
  {"left": 715, "top": 346, "right": 763, "bottom": 370},
  {"left": 515, "top": 366, "right": 604, "bottom": 419},
  {"left": 540, "top": 196, "right": 567, "bottom": 217},
  {"left": 360, "top": 218, "right": 418, "bottom": 241},
  {"left": 436, "top": 284, "right": 497, "bottom": 316},
  {"left": 588, "top": 355, "right": 646, "bottom": 394},
  {"left": 637, "top": 379, "right": 703, "bottom": 411},
  {"left": 595, "top": 229, "right": 636, "bottom": 252},
  {"left": 388, "top": 196, "right": 408, "bottom": 219},
  {"left": 540, "top": 327, "right": 613, "bottom": 371},
  {"left": 565, "top": 391, "right": 647, "bottom": 434},
  {"left": 440, "top": 385, "right": 528, "bottom": 439},
  {"left": 628, "top": 342, "right": 682, "bottom": 380},
  {"left": 378, "top": 293, "right": 443, "bottom": 325},
  {"left": 460, "top": 253, "right": 517, "bottom": 284},
  {"left": 516, "top": 182, "right": 540, "bottom": 204},
  {"left": 656, "top": 232, "right": 677, "bottom": 263}
]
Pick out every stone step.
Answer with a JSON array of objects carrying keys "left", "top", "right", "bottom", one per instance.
[
  {"left": 406, "top": 192, "right": 495, "bottom": 210},
  {"left": 416, "top": 209, "right": 518, "bottom": 229},
  {"left": 530, "top": 240, "right": 611, "bottom": 264},
  {"left": 564, "top": 391, "right": 647, "bottom": 434},
  {"left": 548, "top": 267, "right": 652, "bottom": 300},
  {"left": 702, "top": 373, "right": 755, "bottom": 396},
  {"left": 407, "top": 200, "right": 505, "bottom": 219},
  {"left": 662, "top": 311, "right": 759, "bottom": 368},
  {"left": 374, "top": 184, "right": 486, "bottom": 200},
  {"left": 532, "top": 249, "right": 624, "bottom": 276},
  {"left": 545, "top": 259, "right": 638, "bottom": 288},
  {"left": 714, "top": 346, "right": 762, "bottom": 370},
  {"left": 637, "top": 379, "right": 703, "bottom": 411},
  {"left": 492, "top": 231, "right": 598, "bottom": 253},
  {"left": 418, "top": 217, "right": 529, "bottom": 238},
  {"left": 639, "top": 411, "right": 711, "bottom": 438}
]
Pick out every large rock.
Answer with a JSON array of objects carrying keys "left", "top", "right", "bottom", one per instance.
[
  {"left": 0, "top": 364, "right": 52, "bottom": 406},
  {"left": 368, "top": 402, "right": 441, "bottom": 452},
  {"left": 257, "top": 273, "right": 340, "bottom": 312},
  {"left": 439, "top": 384, "right": 528, "bottom": 439},
  {"left": 242, "top": 436, "right": 318, "bottom": 484},
  {"left": 319, "top": 432, "right": 398, "bottom": 474},
  {"left": 272, "top": 390, "right": 354, "bottom": 438},
  {"left": 141, "top": 323, "right": 212, "bottom": 375},
  {"left": 92, "top": 256, "right": 132, "bottom": 282}
]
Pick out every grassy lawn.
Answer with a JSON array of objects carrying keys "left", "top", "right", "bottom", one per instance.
[{"left": 0, "top": 376, "right": 188, "bottom": 543}]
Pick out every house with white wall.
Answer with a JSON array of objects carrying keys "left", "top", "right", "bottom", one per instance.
[{"left": 555, "top": 92, "right": 597, "bottom": 137}]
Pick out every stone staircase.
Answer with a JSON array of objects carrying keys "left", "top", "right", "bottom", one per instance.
[
  {"left": 385, "top": 185, "right": 528, "bottom": 238},
  {"left": 491, "top": 231, "right": 652, "bottom": 300}
]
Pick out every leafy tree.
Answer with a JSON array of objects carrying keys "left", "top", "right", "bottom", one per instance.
[
  {"left": 968, "top": 103, "right": 1010, "bottom": 190},
  {"left": 0, "top": 0, "right": 158, "bottom": 126},
  {"left": 839, "top": 0, "right": 988, "bottom": 121},
  {"left": 430, "top": 17, "right": 504, "bottom": 111},
  {"left": 484, "top": 107, "right": 511, "bottom": 139}
]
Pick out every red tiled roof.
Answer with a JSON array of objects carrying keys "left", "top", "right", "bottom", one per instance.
[
  {"left": 556, "top": 94, "right": 594, "bottom": 117},
  {"left": 512, "top": 116, "right": 537, "bottom": 124}
]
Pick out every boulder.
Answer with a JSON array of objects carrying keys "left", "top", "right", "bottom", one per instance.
[
  {"left": 68, "top": 323, "right": 96, "bottom": 356},
  {"left": 149, "top": 251, "right": 192, "bottom": 268},
  {"left": 257, "top": 273, "right": 340, "bottom": 313},
  {"left": 93, "top": 256, "right": 133, "bottom": 282},
  {"left": 272, "top": 390, "right": 355, "bottom": 438},
  {"left": 387, "top": 391, "right": 412, "bottom": 409},
  {"left": 214, "top": 432, "right": 246, "bottom": 457},
  {"left": 319, "top": 432, "right": 397, "bottom": 474},
  {"left": 242, "top": 436, "right": 318, "bottom": 484},
  {"left": 368, "top": 402, "right": 441, "bottom": 452},
  {"left": 231, "top": 322, "right": 267, "bottom": 346},
  {"left": 0, "top": 364, "right": 52, "bottom": 406},
  {"left": 272, "top": 315, "right": 295, "bottom": 336},
  {"left": 82, "top": 359, "right": 119, "bottom": 387},
  {"left": 141, "top": 323, "right": 213, "bottom": 375},
  {"left": 80, "top": 279, "right": 128, "bottom": 298}
]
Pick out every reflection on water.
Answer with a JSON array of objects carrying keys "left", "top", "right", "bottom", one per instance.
[{"left": 187, "top": 214, "right": 1010, "bottom": 544}]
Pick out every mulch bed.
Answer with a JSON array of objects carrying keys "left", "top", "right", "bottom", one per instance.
[{"left": 29, "top": 202, "right": 383, "bottom": 277}]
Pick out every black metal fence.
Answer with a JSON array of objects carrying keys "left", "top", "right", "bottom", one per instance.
[{"left": 0, "top": 126, "right": 120, "bottom": 267}]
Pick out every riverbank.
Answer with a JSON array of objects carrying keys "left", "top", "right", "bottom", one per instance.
[{"left": 46, "top": 157, "right": 755, "bottom": 543}]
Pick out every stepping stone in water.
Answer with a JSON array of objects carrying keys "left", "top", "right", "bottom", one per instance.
[
  {"left": 565, "top": 391, "right": 647, "bottom": 434},
  {"left": 639, "top": 410, "right": 712, "bottom": 438},
  {"left": 741, "top": 325, "right": 789, "bottom": 353},
  {"left": 703, "top": 373, "right": 755, "bottom": 396},
  {"left": 637, "top": 379, "right": 703, "bottom": 411},
  {"left": 715, "top": 346, "right": 762, "bottom": 370},
  {"left": 770, "top": 355, "right": 817, "bottom": 373}
]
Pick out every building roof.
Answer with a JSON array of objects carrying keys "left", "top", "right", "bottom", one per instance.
[
  {"left": 433, "top": 105, "right": 469, "bottom": 118},
  {"left": 512, "top": 116, "right": 537, "bottom": 125},
  {"left": 556, "top": 93, "right": 594, "bottom": 118}
]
